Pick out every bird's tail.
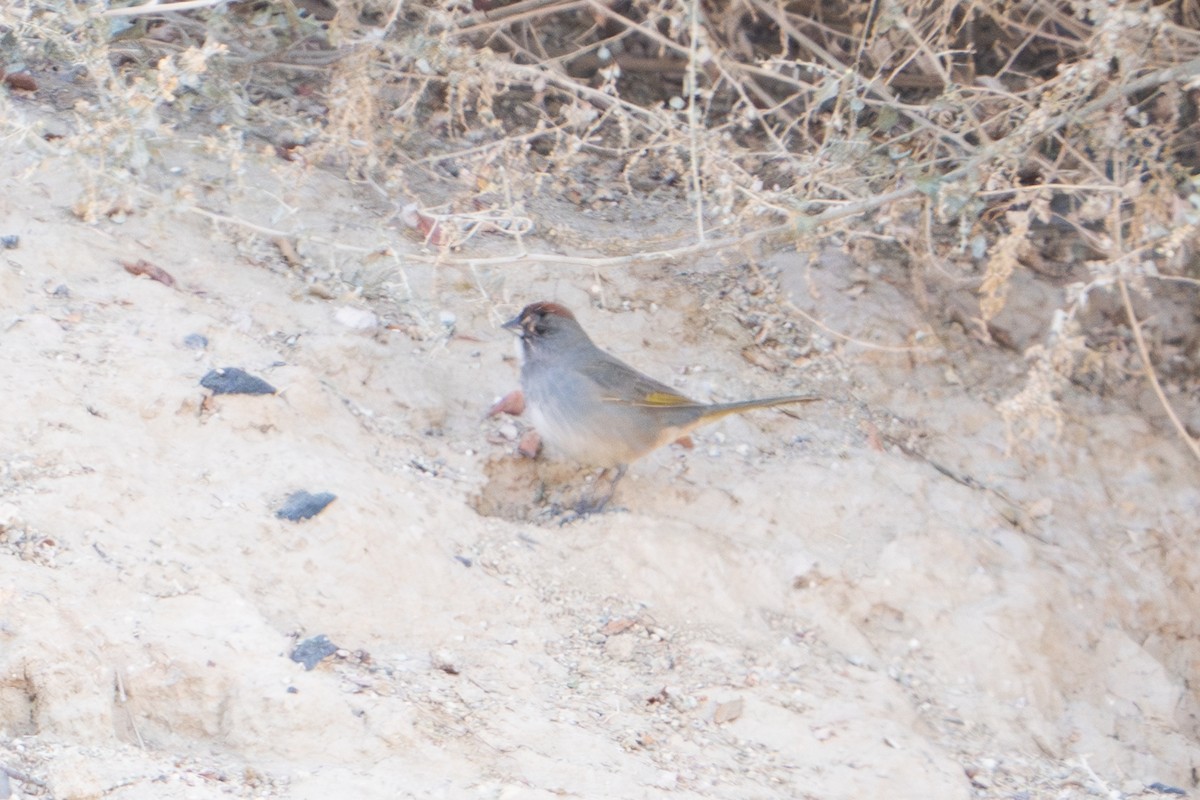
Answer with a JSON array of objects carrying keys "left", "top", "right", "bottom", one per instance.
[{"left": 698, "top": 394, "right": 820, "bottom": 423}]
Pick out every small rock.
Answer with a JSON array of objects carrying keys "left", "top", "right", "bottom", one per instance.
[
  {"left": 713, "top": 697, "right": 744, "bottom": 724},
  {"left": 601, "top": 618, "right": 636, "bottom": 636},
  {"left": 200, "top": 367, "right": 276, "bottom": 395},
  {"left": 486, "top": 389, "right": 525, "bottom": 417},
  {"left": 430, "top": 649, "right": 460, "bottom": 675},
  {"left": 1, "top": 234, "right": 19, "bottom": 249},
  {"left": 275, "top": 491, "right": 336, "bottom": 521},
  {"left": 182, "top": 333, "right": 209, "bottom": 350},
  {"left": 335, "top": 306, "right": 379, "bottom": 330},
  {"left": 290, "top": 635, "right": 338, "bottom": 670},
  {"left": 965, "top": 766, "right": 991, "bottom": 789},
  {"left": 517, "top": 429, "right": 541, "bottom": 458}
]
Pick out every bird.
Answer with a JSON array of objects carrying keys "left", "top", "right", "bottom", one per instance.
[{"left": 502, "top": 301, "right": 817, "bottom": 513}]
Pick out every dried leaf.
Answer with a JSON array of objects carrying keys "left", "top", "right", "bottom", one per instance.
[
  {"left": 601, "top": 618, "right": 636, "bottom": 636},
  {"left": 740, "top": 347, "right": 779, "bottom": 372},
  {"left": 4, "top": 72, "right": 37, "bottom": 92},
  {"left": 121, "top": 259, "right": 176, "bottom": 288},
  {"left": 272, "top": 236, "right": 303, "bottom": 268}
]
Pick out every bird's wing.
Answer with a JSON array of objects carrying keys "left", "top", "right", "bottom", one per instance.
[{"left": 581, "top": 356, "right": 702, "bottom": 409}]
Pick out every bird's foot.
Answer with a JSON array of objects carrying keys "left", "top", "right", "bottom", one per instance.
[{"left": 566, "top": 465, "right": 627, "bottom": 519}]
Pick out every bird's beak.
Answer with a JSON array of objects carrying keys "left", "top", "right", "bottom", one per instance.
[{"left": 502, "top": 315, "right": 523, "bottom": 335}]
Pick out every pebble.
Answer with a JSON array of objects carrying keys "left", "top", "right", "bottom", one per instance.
[
  {"left": 290, "top": 635, "right": 338, "bottom": 670},
  {"left": 335, "top": 306, "right": 379, "bottom": 330},
  {"left": 1147, "top": 783, "right": 1186, "bottom": 796},
  {"left": 430, "top": 649, "right": 460, "bottom": 675},
  {"left": 276, "top": 491, "right": 337, "bottom": 521},
  {"left": 713, "top": 697, "right": 744, "bottom": 724},
  {"left": 200, "top": 367, "right": 277, "bottom": 395}
]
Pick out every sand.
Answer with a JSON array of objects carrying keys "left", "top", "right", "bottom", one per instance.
[{"left": 0, "top": 115, "right": 1197, "bottom": 799}]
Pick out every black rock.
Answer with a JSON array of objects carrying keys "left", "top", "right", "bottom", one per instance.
[
  {"left": 276, "top": 491, "right": 336, "bottom": 521},
  {"left": 290, "top": 635, "right": 338, "bottom": 670},
  {"left": 200, "top": 367, "right": 276, "bottom": 395}
]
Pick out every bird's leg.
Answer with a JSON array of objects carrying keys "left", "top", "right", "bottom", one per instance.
[
  {"left": 598, "top": 464, "right": 627, "bottom": 509},
  {"left": 574, "top": 464, "right": 628, "bottom": 516}
]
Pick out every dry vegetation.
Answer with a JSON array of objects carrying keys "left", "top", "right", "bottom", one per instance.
[{"left": 3, "top": 0, "right": 1200, "bottom": 451}]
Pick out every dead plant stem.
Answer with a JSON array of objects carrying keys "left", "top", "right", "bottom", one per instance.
[
  {"left": 456, "top": 0, "right": 580, "bottom": 30},
  {"left": 1117, "top": 277, "right": 1200, "bottom": 463},
  {"left": 103, "top": 0, "right": 229, "bottom": 17},
  {"left": 686, "top": 0, "right": 704, "bottom": 242}
]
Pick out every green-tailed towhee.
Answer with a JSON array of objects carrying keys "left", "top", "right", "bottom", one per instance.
[{"left": 503, "top": 301, "right": 816, "bottom": 511}]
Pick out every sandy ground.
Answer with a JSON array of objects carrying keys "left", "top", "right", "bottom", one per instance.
[{"left": 1, "top": 112, "right": 1198, "bottom": 800}]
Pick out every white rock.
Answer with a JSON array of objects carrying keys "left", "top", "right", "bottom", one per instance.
[{"left": 335, "top": 306, "right": 379, "bottom": 330}]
